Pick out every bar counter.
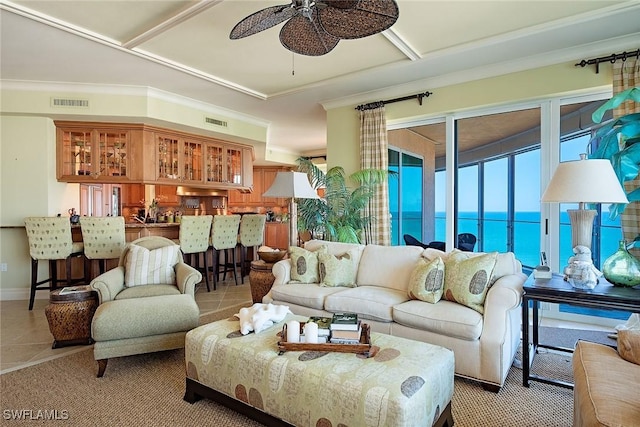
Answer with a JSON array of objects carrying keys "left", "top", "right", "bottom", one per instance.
[{"left": 70, "top": 222, "right": 180, "bottom": 243}]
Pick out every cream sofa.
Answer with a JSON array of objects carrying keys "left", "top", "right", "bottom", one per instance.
[{"left": 264, "top": 240, "right": 526, "bottom": 391}]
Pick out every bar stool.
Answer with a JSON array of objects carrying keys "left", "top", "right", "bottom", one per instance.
[
  {"left": 80, "top": 216, "right": 126, "bottom": 283},
  {"left": 238, "top": 214, "right": 267, "bottom": 284},
  {"left": 209, "top": 215, "right": 241, "bottom": 290},
  {"left": 175, "top": 215, "right": 213, "bottom": 292},
  {"left": 24, "top": 217, "right": 85, "bottom": 310}
]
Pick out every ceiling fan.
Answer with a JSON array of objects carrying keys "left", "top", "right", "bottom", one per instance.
[{"left": 229, "top": 0, "right": 399, "bottom": 56}]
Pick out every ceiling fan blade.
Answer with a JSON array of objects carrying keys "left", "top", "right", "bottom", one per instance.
[
  {"left": 319, "top": 0, "right": 399, "bottom": 39},
  {"left": 322, "top": 0, "right": 360, "bottom": 10},
  {"left": 230, "top": 4, "right": 296, "bottom": 39},
  {"left": 279, "top": 11, "right": 339, "bottom": 56}
]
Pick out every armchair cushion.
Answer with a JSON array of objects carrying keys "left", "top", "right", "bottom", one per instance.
[{"left": 124, "top": 244, "right": 180, "bottom": 287}]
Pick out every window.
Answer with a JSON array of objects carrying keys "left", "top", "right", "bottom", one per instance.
[{"left": 389, "top": 148, "right": 423, "bottom": 246}]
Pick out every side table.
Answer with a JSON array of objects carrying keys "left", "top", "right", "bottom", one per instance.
[
  {"left": 522, "top": 272, "right": 640, "bottom": 389},
  {"left": 249, "top": 260, "right": 276, "bottom": 303},
  {"left": 45, "top": 286, "right": 99, "bottom": 349}
]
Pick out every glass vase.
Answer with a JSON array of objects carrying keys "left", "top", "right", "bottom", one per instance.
[{"left": 602, "top": 240, "right": 640, "bottom": 287}]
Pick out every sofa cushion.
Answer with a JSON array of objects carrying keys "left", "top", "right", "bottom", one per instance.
[
  {"left": 289, "top": 245, "right": 326, "bottom": 284},
  {"left": 408, "top": 257, "right": 445, "bottom": 303},
  {"left": 324, "top": 286, "right": 409, "bottom": 322},
  {"left": 392, "top": 299, "right": 483, "bottom": 341},
  {"left": 443, "top": 250, "right": 497, "bottom": 314},
  {"left": 356, "top": 245, "right": 424, "bottom": 291},
  {"left": 305, "top": 240, "right": 365, "bottom": 260},
  {"left": 124, "top": 244, "right": 179, "bottom": 287},
  {"left": 617, "top": 329, "right": 640, "bottom": 365},
  {"left": 270, "top": 283, "right": 346, "bottom": 310},
  {"left": 318, "top": 250, "right": 358, "bottom": 288}
]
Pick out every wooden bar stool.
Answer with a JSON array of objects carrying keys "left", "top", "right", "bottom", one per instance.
[
  {"left": 80, "top": 216, "right": 126, "bottom": 283},
  {"left": 175, "top": 215, "right": 213, "bottom": 292},
  {"left": 24, "top": 217, "right": 85, "bottom": 310},
  {"left": 238, "top": 214, "right": 267, "bottom": 284},
  {"left": 209, "top": 215, "right": 241, "bottom": 290}
]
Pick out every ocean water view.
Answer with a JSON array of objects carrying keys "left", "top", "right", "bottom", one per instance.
[{"left": 393, "top": 211, "right": 624, "bottom": 270}]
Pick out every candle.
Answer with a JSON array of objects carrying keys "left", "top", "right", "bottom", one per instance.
[
  {"left": 286, "top": 320, "right": 300, "bottom": 343},
  {"left": 304, "top": 322, "right": 319, "bottom": 344}
]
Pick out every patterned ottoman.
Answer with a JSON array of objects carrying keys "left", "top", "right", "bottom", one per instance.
[{"left": 184, "top": 314, "right": 455, "bottom": 427}]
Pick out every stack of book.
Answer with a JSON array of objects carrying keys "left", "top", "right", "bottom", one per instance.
[{"left": 329, "top": 312, "right": 361, "bottom": 344}]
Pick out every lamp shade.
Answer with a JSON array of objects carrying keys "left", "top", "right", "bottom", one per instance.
[
  {"left": 262, "top": 172, "right": 320, "bottom": 199},
  {"left": 541, "top": 158, "right": 629, "bottom": 204}
]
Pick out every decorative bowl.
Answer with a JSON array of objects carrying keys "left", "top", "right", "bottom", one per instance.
[{"left": 257, "top": 250, "right": 286, "bottom": 263}]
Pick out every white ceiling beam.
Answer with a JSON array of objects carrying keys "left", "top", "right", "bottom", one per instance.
[
  {"left": 122, "top": 0, "right": 224, "bottom": 49},
  {"left": 382, "top": 28, "right": 421, "bottom": 61}
]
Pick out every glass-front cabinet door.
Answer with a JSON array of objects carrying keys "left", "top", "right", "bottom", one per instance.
[
  {"left": 182, "top": 140, "right": 203, "bottom": 183},
  {"left": 97, "top": 131, "right": 128, "bottom": 178},
  {"left": 60, "top": 129, "right": 93, "bottom": 177},
  {"left": 226, "top": 147, "right": 243, "bottom": 185},
  {"left": 206, "top": 143, "right": 224, "bottom": 183},
  {"left": 58, "top": 127, "right": 130, "bottom": 180},
  {"left": 157, "top": 135, "right": 180, "bottom": 181}
]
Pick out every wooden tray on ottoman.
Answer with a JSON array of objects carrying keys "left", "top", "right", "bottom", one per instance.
[{"left": 277, "top": 323, "right": 376, "bottom": 357}]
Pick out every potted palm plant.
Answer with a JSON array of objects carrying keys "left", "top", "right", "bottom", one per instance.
[{"left": 295, "top": 157, "right": 390, "bottom": 244}]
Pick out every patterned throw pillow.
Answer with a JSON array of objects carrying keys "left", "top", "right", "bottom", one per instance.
[
  {"left": 318, "top": 250, "right": 358, "bottom": 288},
  {"left": 124, "top": 244, "right": 180, "bottom": 287},
  {"left": 408, "top": 257, "right": 445, "bottom": 303},
  {"left": 443, "top": 250, "right": 498, "bottom": 314},
  {"left": 288, "top": 245, "right": 327, "bottom": 283}
]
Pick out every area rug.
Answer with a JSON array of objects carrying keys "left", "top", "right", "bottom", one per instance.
[{"left": 1, "top": 317, "right": 576, "bottom": 426}]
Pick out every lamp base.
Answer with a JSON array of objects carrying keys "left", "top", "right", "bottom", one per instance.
[{"left": 567, "top": 209, "right": 597, "bottom": 249}]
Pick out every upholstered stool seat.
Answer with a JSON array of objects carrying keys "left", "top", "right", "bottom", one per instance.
[
  {"left": 209, "top": 214, "right": 241, "bottom": 290},
  {"left": 175, "top": 215, "right": 213, "bottom": 291},
  {"left": 238, "top": 214, "right": 266, "bottom": 283},
  {"left": 80, "top": 216, "right": 126, "bottom": 282},
  {"left": 24, "top": 217, "right": 86, "bottom": 310}
]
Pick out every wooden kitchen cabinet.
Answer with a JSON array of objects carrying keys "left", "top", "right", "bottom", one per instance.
[
  {"left": 264, "top": 222, "right": 289, "bottom": 250},
  {"left": 156, "top": 185, "right": 179, "bottom": 206},
  {"left": 55, "top": 121, "right": 254, "bottom": 191},
  {"left": 56, "top": 122, "right": 143, "bottom": 182},
  {"left": 123, "top": 183, "right": 145, "bottom": 207},
  {"left": 228, "top": 166, "right": 290, "bottom": 208}
]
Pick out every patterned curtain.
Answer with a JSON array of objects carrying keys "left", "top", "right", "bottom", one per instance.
[
  {"left": 613, "top": 58, "right": 640, "bottom": 259},
  {"left": 359, "top": 105, "right": 390, "bottom": 245}
]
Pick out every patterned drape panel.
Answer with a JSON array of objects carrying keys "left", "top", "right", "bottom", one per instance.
[
  {"left": 613, "top": 58, "right": 640, "bottom": 259},
  {"left": 359, "top": 106, "right": 390, "bottom": 245}
]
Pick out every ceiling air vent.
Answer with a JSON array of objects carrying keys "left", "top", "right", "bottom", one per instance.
[
  {"left": 51, "top": 98, "right": 90, "bottom": 108},
  {"left": 204, "top": 116, "right": 228, "bottom": 127}
]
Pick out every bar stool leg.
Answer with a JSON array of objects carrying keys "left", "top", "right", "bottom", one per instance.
[
  {"left": 202, "top": 250, "right": 211, "bottom": 292},
  {"left": 29, "top": 258, "right": 38, "bottom": 311}
]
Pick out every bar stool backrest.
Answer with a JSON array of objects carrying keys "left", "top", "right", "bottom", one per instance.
[
  {"left": 211, "top": 215, "right": 241, "bottom": 250},
  {"left": 178, "top": 215, "right": 213, "bottom": 254},
  {"left": 80, "top": 216, "right": 126, "bottom": 260},
  {"left": 239, "top": 214, "right": 267, "bottom": 248},
  {"left": 24, "top": 217, "right": 79, "bottom": 260}
]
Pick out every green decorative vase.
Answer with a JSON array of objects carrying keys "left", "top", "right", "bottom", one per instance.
[{"left": 602, "top": 240, "right": 640, "bottom": 287}]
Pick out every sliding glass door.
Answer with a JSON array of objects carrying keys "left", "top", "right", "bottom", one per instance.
[{"left": 389, "top": 149, "right": 424, "bottom": 246}]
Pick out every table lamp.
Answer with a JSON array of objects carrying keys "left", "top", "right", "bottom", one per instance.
[
  {"left": 263, "top": 171, "right": 320, "bottom": 248},
  {"left": 541, "top": 153, "right": 629, "bottom": 287}
]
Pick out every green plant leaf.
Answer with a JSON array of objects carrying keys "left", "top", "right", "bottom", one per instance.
[{"left": 592, "top": 87, "right": 640, "bottom": 123}]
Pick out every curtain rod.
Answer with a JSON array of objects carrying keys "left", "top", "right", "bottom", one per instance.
[
  {"left": 575, "top": 48, "right": 640, "bottom": 74},
  {"left": 355, "top": 91, "right": 433, "bottom": 111}
]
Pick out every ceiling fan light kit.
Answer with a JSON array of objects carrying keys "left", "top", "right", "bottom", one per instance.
[{"left": 230, "top": 0, "right": 399, "bottom": 56}]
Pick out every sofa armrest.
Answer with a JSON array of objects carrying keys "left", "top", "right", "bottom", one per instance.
[
  {"left": 272, "top": 259, "right": 292, "bottom": 285},
  {"left": 482, "top": 272, "right": 526, "bottom": 339},
  {"left": 90, "top": 267, "right": 125, "bottom": 304},
  {"left": 175, "top": 262, "right": 202, "bottom": 297}
]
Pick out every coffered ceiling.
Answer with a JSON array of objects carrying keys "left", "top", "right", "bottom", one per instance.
[{"left": 1, "top": 1, "right": 639, "bottom": 162}]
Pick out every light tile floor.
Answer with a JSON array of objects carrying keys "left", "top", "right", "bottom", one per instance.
[{"left": 0, "top": 279, "right": 252, "bottom": 374}]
